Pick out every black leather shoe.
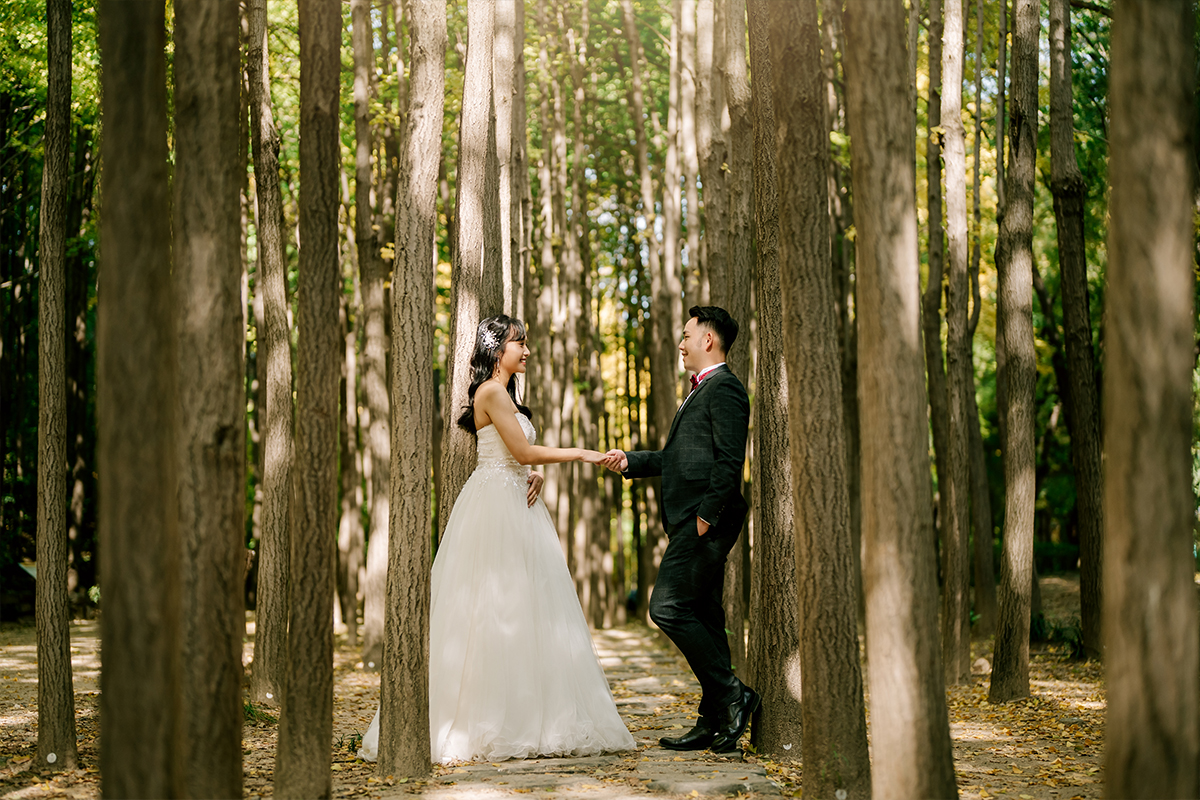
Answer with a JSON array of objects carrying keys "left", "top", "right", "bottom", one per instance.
[
  {"left": 659, "top": 717, "right": 718, "bottom": 750},
  {"left": 709, "top": 685, "right": 760, "bottom": 753}
]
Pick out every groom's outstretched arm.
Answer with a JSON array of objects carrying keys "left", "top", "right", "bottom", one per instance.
[{"left": 619, "top": 448, "right": 662, "bottom": 479}]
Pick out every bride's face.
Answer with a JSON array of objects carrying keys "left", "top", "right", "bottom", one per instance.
[{"left": 498, "top": 336, "right": 529, "bottom": 375}]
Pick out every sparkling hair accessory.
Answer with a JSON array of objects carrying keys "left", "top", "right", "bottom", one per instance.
[{"left": 480, "top": 329, "right": 501, "bottom": 351}]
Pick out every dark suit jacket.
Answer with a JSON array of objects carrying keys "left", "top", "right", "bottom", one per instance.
[{"left": 624, "top": 364, "right": 750, "bottom": 530}]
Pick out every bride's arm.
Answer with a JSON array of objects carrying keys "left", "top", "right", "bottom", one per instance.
[{"left": 475, "top": 383, "right": 603, "bottom": 466}]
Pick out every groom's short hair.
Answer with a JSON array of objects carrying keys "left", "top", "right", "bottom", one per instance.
[{"left": 689, "top": 306, "right": 738, "bottom": 355}]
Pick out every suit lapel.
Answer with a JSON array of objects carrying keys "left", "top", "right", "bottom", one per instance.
[{"left": 665, "top": 364, "right": 727, "bottom": 445}]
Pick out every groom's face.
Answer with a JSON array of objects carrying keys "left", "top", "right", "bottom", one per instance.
[{"left": 679, "top": 317, "right": 708, "bottom": 373}]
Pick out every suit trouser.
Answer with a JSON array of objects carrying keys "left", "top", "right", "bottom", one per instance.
[{"left": 648, "top": 515, "right": 744, "bottom": 718}]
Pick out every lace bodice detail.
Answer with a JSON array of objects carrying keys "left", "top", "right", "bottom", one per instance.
[{"left": 473, "top": 412, "right": 535, "bottom": 489}]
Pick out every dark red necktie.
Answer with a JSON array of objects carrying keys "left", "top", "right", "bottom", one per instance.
[{"left": 689, "top": 373, "right": 700, "bottom": 393}]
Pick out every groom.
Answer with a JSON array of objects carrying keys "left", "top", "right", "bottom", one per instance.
[{"left": 603, "top": 306, "right": 757, "bottom": 753}]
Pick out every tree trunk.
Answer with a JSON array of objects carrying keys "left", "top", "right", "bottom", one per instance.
[
  {"left": 1048, "top": 0, "right": 1103, "bottom": 660},
  {"left": 36, "top": 0, "right": 77, "bottom": 770},
  {"left": 274, "top": 0, "right": 340, "bottom": 793},
  {"left": 696, "top": 0, "right": 726, "bottom": 309},
  {"left": 744, "top": 0, "right": 801, "bottom": 756},
  {"left": 377, "top": 0, "right": 445, "bottom": 776},
  {"left": 922, "top": 0, "right": 951, "bottom": 586},
  {"left": 247, "top": 0, "right": 293, "bottom": 707},
  {"left": 441, "top": 0, "right": 500, "bottom": 534},
  {"left": 842, "top": 2, "right": 958, "bottom": 795},
  {"left": 1104, "top": 1, "right": 1198, "bottom": 794},
  {"left": 173, "top": 1, "right": 245, "bottom": 794},
  {"left": 679, "top": 0, "right": 702, "bottom": 309},
  {"left": 97, "top": 0, "right": 183, "bottom": 794},
  {"left": 941, "top": 0, "right": 972, "bottom": 686},
  {"left": 968, "top": 0, "right": 997, "bottom": 638},
  {"left": 355, "top": 0, "right": 392, "bottom": 673},
  {"left": 989, "top": 0, "right": 1037, "bottom": 706},
  {"left": 338, "top": 291, "right": 363, "bottom": 646},
  {"left": 494, "top": 0, "right": 519, "bottom": 314},
  {"left": 768, "top": 2, "right": 871, "bottom": 794}
]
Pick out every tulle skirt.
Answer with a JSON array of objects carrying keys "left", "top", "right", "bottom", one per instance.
[{"left": 359, "top": 463, "right": 635, "bottom": 764}]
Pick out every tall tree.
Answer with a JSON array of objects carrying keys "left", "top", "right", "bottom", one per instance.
[
  {"left": 768, "top": 1, "right": 871, "bottom": 795},
  {"left": 440, "top": 0, "right": 501, "bottom": 533},
  {"left": 377, "top": 0, "right": 446, "bottom": 776},
  {"left": 1048, "top": 0, "right": 1103, "bottom": 660},
  {"left": 247, "top": 0, "right": 293, "bottom": 707},
  {"left": 696, "top": 0, "right": 726, "bottom": 307},
  {"left": 494, "top": 0, "right": 520, "bottom": 314},
  {"left": 274, "top": 0, "right": 340, "bottom": 793},
  {"left": 967, "top": 0, "right": 997, "bottom": 637},
  {"left": 36, "top": 0, "right": 77, "bottom": 771},
  {"left": 744, "top": 0, "right": 801, "bottom": 757},
  {"left": 941, "top": 0, "right": 972, "bottom": 685},
  {"left": 1104, "top": 0, "right": 1198, "bottom": 794},
  {"left": 989, "top": 0, "right": 1038, "bottom": 705},
  {"left": 356, "top": 0, "right": 393, "bottom": 672},
  {"left": 718, "top": 0, "right": 754, "bottom": 674},
  {"left": 173, "top": 0, "right": 244, "bottom": 794},
  {"left": 98, "top": 0, "right": 183, "bottom": 794},
  {"left": 842, "top": 1, "right": 958, "bottom": 795},
  {"left": 921, "top": 0, "right": 951, "bottom": 593},
  {"left": 679, "top": 0, "right": 702, "bottom": 308}
]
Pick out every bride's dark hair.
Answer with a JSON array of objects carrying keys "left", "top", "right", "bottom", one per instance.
[{"left": 456, "top": 315, "right": 533, "bottom": 434}]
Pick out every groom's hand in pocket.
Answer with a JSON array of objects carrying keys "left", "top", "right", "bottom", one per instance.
[
  {"left": 527, "top": 471, "right": 545, "bottom": 507},
  {"left": 696, "top": 516, "right": 710, "bottom": 536}
]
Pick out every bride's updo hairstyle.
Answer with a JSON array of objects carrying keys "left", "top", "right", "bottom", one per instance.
[{"left": 456, "top": 315, "right": 533, "bottom": 434}]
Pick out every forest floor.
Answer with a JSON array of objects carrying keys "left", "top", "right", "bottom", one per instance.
[{"left": 0, "top": 575, "right": 1103, "bottom": 799}]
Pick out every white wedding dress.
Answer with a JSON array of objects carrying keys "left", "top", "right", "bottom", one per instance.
[{"left": 359, "top": 411, "right": 635, "bottom": 764}]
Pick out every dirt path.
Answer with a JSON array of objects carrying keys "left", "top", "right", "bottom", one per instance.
[{"left": 1, "top": 576, "right": 1103, "bottom": 799}]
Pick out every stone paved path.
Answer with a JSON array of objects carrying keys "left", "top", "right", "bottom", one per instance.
[{"left": 372, "top": 626, "right": 782, "bottom": 800}]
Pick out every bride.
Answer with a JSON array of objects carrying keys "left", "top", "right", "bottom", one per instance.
[{"left": 360, "top": 315, "right": 636, "bottom": 764}]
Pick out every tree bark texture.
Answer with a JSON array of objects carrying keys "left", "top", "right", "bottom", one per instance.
[
  {"left": 378, "top": 0, "right": 445, "bottom": 777},
  {"left": 744, "top": 0, "right": 802, "bottom": 756},
  {"left": 356, "top": 0, "right": 393, "bottom": 673},
  {"left": 969, "top": 0, "right": 997, "bottom": 638},
  {"left": 36, "top": 0, "right": 78, "bottom": 771},
  {"left": 940, "top": 0, "right": 972, "bottom": 686},
  {"left": 989, "top": 0, "right": 1038, "bottom": 706},
  {"left": 97, "top": 1, "right": 184, "bottom": 794},
  {"left": 842, "top": 2, "right": 958, "bottom": 795},
  {"left": 768, "top": 1, "right": 872, "bottom": 795},
  {"left": 921, "top": 0, "right": 951, "bottom": 589},
  {"left": 494, "top": 0, "right": 519, "bottom": 315},
  {"left": 338, "top": 293, "right": 363, "bottom": 646},
  {"left": 173, "top": 1, "right": 245, "bottom": 794},
  {"left": 441, "top": 0, "right": 500, "bottom": 534},
  {"left": 275, "top": 0, "right": 340, "bottom": 794},
  {"left": 1048, "top": 0, "right": 1103, "bottom": 660},
  {"left": 1104, "top": 1, "right": 1198, "bottom": 794},
  {"left": 696, "top": 0, "right": 726, "bottom": 308},
  {"left": 247, "top": 0, "right": 293, "bottom": 707},
  {"left": 679, "top": 0, "right": 702, "bottom": 309}
]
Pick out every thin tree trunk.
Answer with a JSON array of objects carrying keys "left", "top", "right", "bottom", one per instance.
[
  {"left": 1048, "top": 0, "right": 1103, "bottom": 660},
  {"left": 274, "top": 0, "right": 340, "bottom": 793},
  {"left": 494, "top": 0, "right": 518, "bottom": 314},
  {"left": 1104, "top": 1, "right": 1198, "bottom": 794},
  {"left": 36, "top": 0, "right": 77, "bottom": 769},
  {"left": 247, "top": 0, "right": 293, "bottom": 707},
  {"left": 97, "top": 0, "right": 183, "bottom": 793},
  {"left": 989, "top": 0, "right": 1037, "bottom": 706},
  {"left": 718, "top": 0, "right": 753, "bottom": 675},
  {"left": 338, "top": 291, "right": 363, "bottom": 646},
  {"left": 941, "top": 0, "right": 972, "bottom": 686},
  {"left": 173, "top": 2, "right": 244, "bottom": 794},
  {"left": 744, "top": 0, "right": 801, "bottom": 756},
  {"left": 969, "top": 0, "right": 997, "bottom": 638},
  {"left": 441, "top": 0, "right": 500, "bottom": 533},
  {"left": 842, "top": 2, "right": 958, "bottom": 795},
  {"left": 768, "top": 1, "right": 872, "bottom": 794},
  {"left": 377, "top": 0, "right": 445, "bottom": 776},
  {"left": 922, "top": 0, "right": 950, "bottom": 580},
  {"left": 680, "top": 0, "right": 702, "bottom": 310},
  {"left": 696, "top": 0, "right": 726, "bottom": 307},
  {"left": 355, "top": 0, "right": 392, "bottom": 672}
]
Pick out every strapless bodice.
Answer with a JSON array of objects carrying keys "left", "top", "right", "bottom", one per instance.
[{"left": 473, "top": 413, "right": 535, "bottom": 488}]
